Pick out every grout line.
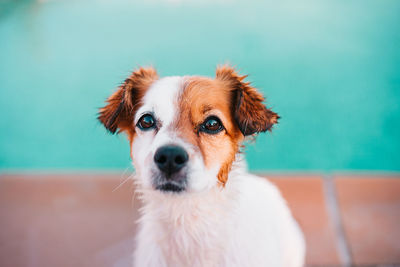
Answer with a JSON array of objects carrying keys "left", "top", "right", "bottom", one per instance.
[{"left": 323, "top": 175, "right": 352, "bottom": 267}]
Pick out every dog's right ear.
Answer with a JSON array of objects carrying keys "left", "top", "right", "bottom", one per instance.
[{"left": 98, "top": 67, "right": 158, "bottom": 134}]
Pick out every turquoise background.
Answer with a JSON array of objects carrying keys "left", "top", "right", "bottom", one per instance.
[{"left": 0, "top": 0, "right": 399, "bottom": 171}]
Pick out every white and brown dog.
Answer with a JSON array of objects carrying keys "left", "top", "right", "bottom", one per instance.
[{"left": 98, "top": 65, "right": 305, "bottom": 267}]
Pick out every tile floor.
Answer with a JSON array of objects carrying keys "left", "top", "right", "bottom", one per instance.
[{"left": 0, "top": 173, "right": 399, "bottom": 267}]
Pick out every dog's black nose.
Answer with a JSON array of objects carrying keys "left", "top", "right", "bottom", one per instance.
[{"left": 154, "top": 145, "right": 188, "bottom": 176}]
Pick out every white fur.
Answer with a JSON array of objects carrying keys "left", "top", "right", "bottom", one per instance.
[
  {"left": 132, "top": 77, "right": 185, "bottom": 189},
  {"left": 130, "top": 76, "right": 305, "bottom": 267}
]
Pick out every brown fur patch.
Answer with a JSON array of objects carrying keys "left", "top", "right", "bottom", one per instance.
[
  {"left": 173, "top": 66, "right": 278, "bottom": 185},
  {"left": 98, "top": 67, "right": 158, "bottom": 141},
  {"left": 174, "top": 77, "right": 243, "bottom": 185}
]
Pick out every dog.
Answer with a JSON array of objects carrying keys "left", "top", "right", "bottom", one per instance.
[{"left": 98, "top": 65, "right": 305, "bottom": 267}]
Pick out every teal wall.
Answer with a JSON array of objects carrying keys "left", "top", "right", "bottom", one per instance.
[{"left": 1, "top": 0, "right": 399, "bottom": 171}]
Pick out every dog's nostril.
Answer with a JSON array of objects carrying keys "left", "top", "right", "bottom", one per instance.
[
  {"left": 157, "top": 155, "right": 167, "bottom": 164},
  {"left": 175, "top": 155, "right": 185, "bottom": 165}
]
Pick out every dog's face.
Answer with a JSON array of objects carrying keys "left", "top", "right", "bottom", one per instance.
[{"left": 98, "top": 66, "right": 278, "bottom": 194}]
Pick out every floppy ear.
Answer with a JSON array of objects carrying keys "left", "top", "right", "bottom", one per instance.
[
  {"left": 98, "top": 67, "right": 158, "bottom": 134},
  {"left": 216, "top": 65, "right": 279, "bottom": 136}
]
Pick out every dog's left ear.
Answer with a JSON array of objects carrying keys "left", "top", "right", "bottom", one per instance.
[{"left": 216, "top": 65, "right": 279, "bottom": 136}]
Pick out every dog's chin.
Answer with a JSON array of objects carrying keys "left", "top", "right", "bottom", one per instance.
[
  {"left": 152, "top": 170, "right": 187, "bottom": 193},
  {"left": 155, "top": 182, "right": 185, "bottom": 193}
]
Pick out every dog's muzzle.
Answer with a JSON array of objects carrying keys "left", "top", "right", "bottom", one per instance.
[{"left": 153, "top": 145, "right": 188, "bottom": 192}]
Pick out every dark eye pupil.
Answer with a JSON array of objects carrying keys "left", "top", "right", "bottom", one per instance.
[
  {"left": 206, "top": 119, "right": 219, "bottom": 130},
  {"left": 138, "top": 115, "right": 155, "bottom": 129}
]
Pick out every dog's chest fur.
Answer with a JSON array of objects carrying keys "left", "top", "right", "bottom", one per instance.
[
  {"left": 134, "top": 169, "right": 305, "bottom": 267},
  {"left": 136, "top": 186, "right": 236, "bottom": 267}
]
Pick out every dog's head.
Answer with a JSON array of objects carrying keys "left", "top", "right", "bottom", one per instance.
[{"left": 98, "top": 65, "right": 278, "bottom": 194}]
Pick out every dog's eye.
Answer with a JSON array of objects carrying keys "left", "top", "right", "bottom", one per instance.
[
  {"left": 137, "top": 114, "right": 155, "bottom": 130},
  {"left": 200, "top": 116, "right": 224, "bottom": 134}
]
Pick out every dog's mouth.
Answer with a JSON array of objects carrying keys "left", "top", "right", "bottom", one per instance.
[
  {"left": 155, "top": 182, "right": 185, "bottom": 193},
  {"left": 152, "top": 169, "right": 187, "bottom": 193}
]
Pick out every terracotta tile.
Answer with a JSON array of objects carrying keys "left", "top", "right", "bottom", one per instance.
[
  {"left": 267, "top": 175, "right": 341, "bottom": 266},
  {"left": 334, "top": 175, "right": 400, "bottom": 265},
  {"left": 0, "top": 174, "right": 139, "bottom": 267},
  {"left": 0, "top": 173, "right": 343, "bottom": 267}
]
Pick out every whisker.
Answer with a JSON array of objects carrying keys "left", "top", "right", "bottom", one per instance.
[{"left": 112, "top": 166, "right": 133, "bottom": 192}]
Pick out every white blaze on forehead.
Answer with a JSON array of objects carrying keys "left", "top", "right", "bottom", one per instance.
[{"left": 135, "top": 76, "right": 185, "bottom": 125}]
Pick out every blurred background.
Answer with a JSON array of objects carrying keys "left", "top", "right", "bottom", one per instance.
[
  {"left": 0, "top": 0, "right": 399, "bottom": 266},
  {"left": 1, "top": 0, "right": 399, "bottom": 171}
]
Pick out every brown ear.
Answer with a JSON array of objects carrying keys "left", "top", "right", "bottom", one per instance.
[
  {"left": 98, "top": 67, "right": 158, "bottom": 134},
  {"left": 216, "top": 65, "right": 279, "bottom": 136}
]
